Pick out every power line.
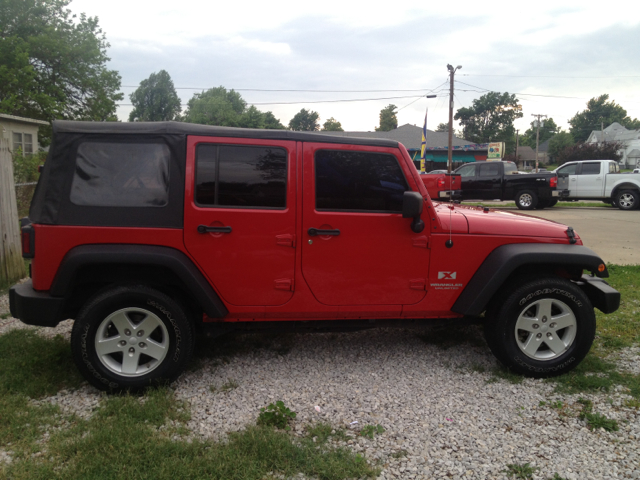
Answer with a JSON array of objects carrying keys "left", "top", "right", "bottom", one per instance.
[
  {"left": 460, "top": 74, "right": 640, "bottom": 79},
  {"left": 120, "top": 86, "right": 443, "bottom": 93}
]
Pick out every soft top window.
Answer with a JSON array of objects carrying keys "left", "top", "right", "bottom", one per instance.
[{"left": 70, "top": 142, "right": 170, "bottom": 207}]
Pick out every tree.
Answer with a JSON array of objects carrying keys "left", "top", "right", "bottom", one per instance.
[
  {"left": 128, "top": 70, "right": 181, "bottom": 122},
  {"left": 520, "top": 118, "right": 559, "bottom": 147},
  {"left": 568, "top": 94, "right": 640, "bottom": 142},
  {"left": 0, "top": 0, "right": 123, "bottom": 144},
  {"left": 557, "top": 141, "right": 623, "bottom": 165},
  {"left": 454, "top": 92, "right": 523, "bottom": 149},
  {"left": 548, "top": 132, "right": 574, "bottom": 161},
  {"left": 375, "top": 104, "right": 398, "bottom": 131},
  {"left": 289, "top": 109, "right": 319, "bottom": 131},
  {"left": 435, "top": 122, "right": 449, "bottom": 132},
  {"left": 322, "top": 117, "right": 344, "bottom": 131},
  {"left": 182, "top": 86, "right": 285, "bottom": 129}
]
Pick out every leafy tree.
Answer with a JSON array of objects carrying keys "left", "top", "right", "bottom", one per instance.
[
  {"left": 375, "top": 104, "right": 398, "bottom": 131},
  {"left": 0, "top": 0, "right": 123, "bottom": 144},
  {"left": 454, "top": 92, "right": 523, "bottom": 149},
  {"left": 520, "top": 118, "right": 559, "bottom": 147},
  {"left": 568, "top": 94, "right": 640, "bottom": 142},
  {"left": 322, "top": 117, "right": 344, "bottom": 131},
  {"left": 182, "top": 86, "right": 285, "bottom": 129},
  {"left": 263, "top": 111, "right": 286, "bottom": 130},
  {"left": 289, "top": 109, "right": 320, "bottom": 131},
  {"left": 548, "top": 132, "right": 574, "bottom": 161},
  {"left": 557, "top": 141, "right": 623, "bottom": 165},
  {"left": 128, "top": 70, "right": 181, "bottom": 121},
  {"left": 435, "top": 122, "right": 449, "bottom": 132}
]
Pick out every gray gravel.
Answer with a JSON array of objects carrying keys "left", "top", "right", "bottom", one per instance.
[{"left": 1, "top": 293, "right": 639, "bottom": 479}]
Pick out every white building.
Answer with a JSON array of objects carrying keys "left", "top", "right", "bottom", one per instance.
[
  {"left": 586, "top": 122, "right": 640, "bottom": 168},
  {"left": 0, "top": 113, "right": 49, "bottom": 154}
]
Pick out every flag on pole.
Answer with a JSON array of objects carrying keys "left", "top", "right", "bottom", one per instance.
[{"left": 420, "top": 108, "right": 428, "bottom": 173}]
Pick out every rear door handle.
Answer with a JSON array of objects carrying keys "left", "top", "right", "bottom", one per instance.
[
  {"left": 308, "top": 228, "right": 340, "bottom": 236},
  {"left": 197, "top": 225, "right": 232, "bottom": 234}
]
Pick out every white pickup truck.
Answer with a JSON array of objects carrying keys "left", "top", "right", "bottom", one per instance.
[{"left": 553, "top": 159, "right": 640, "bottom": 210}]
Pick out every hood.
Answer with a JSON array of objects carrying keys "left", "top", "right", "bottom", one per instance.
[{"left": 438, "top": 204, "right": 578, "bottom": 240}]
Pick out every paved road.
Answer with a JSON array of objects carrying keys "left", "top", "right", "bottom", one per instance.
[{"left": 498, "top": 206, "right": 640, "bottom": 265}]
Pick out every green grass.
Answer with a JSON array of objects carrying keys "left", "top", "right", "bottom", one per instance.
[
  {"left": 0, "top": 330, "right": 378, "bottom": 480},
  {"left": 0, "top": 330, "right": 83, "bottom": 397},
  {"left": 3, "top": 390, "right": 378, "bottom": 479},
  {"left": 503, "top": 462, "right": 538, "bottom": 479},
  {"left": 577, "top": 398, "right": 619, "bottom": 432}
]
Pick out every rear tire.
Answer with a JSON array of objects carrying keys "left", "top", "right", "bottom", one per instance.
[
  {"left": 484, "top": 277, "right": 595, "bottom": 378},
  {"left": 616, "top": 189, "right": 640, "bottom": 210},
  {"left": 71, "top": 285, "right": 195, "bottom": 392},
  {"left": 515, "top": 190, "right": 538, "bottom": 210}
]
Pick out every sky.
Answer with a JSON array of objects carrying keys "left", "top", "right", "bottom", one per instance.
[{"left": 71, "top": 0, "right": 640, "bottom": 138}]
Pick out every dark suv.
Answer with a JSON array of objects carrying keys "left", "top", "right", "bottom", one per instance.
[{"left": 10, "top": 121, "right": 620, "bottom": 391}]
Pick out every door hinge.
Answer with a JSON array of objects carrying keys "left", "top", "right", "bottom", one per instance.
[
  {"left": 274, "top": 278, "right": 294, "bottom": 291},
  {"left": 412, "top": 236, "right": 430, "bottom": 249},
  {"left": 276, "top": 234, "right": 296, "bottom": 247},
  {"left": 409, "top": 278, "right": 426, "bottom": 290}
]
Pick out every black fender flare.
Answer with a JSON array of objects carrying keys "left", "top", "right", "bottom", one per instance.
[
  {"left": 451, "top": 243, "right": 608, "bottom": 316},
  {"left": 50, "top": 244, "right": 228, "bottom": 318}
]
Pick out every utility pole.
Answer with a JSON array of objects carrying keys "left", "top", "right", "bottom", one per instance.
[
  {"left": 532, "top": 113, "right": 547, "bottom": 173},
  {"left": 447, "top": 64, "right": 461, "bottom": 173},
  {"left": 515, "top": 129, "right": 520, "bottom": 170}
]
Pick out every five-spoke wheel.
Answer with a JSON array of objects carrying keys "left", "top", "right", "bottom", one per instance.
[
  {"left": 71, "top": 285, "right": 194, "bottom": 391},
  {"left": 484, "top": 277, "right": 595, "bottom": 377}
]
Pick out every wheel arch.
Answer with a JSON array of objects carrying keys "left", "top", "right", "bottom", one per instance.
[
  {"left": 451, "top": 243, "right": 609, "bottom": 316},
  {"left": 611, "top": 183, "right": 640, "bottom": 199},
  {"left": 51, "top": 245, "right": 229, "bottom": 321}
]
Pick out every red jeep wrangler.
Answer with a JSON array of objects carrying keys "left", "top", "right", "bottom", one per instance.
[{"left": 10, "top": 121, "right": 620, "bottom": 391}]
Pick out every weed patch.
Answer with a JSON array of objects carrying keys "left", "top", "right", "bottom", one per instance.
[
  {"left": 258, "top": 400, "right": 297, "bottom": 430},
  {"left": 503, "top": 462, "right": 538, "bottom": 479},
  {"left": 577, "top": 398, "right": 619, "bottom": 432},
  {"left": 359, "top": 424, "right": 385, "bottom": 439}
]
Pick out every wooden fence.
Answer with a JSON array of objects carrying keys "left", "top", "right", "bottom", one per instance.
[{"left": 0, "top": 135, "right": 26, "bottom": 285}]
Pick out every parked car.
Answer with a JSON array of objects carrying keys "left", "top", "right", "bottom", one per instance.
[
  {"left": 553, "top": 160, "right": 640, "bottom": 210},
  {"left": 420, "top": 171, "right": 461, "bottom": 201},
  {"left": 453, "top": 161, "right": 558, "bottom": 209},
  {"left": 426, "top": 169, "right": 448, "bottom": 174},
  {"left": 10, "top": 121, "right": 619, "bottom": 391}
]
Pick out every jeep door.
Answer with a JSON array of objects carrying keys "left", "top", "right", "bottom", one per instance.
[
  {"left": 184, "top": 137, "right": 296, "bottom": 306},
  {"left": 301, "top": 143, "right": 430, "bottom": 306}
]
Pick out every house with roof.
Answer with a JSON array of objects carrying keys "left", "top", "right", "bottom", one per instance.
[
  {"left": 0, "top": 114, "right": 49, "bottom": 154},
  {"left": 586, "top": 122, "right": 640, "bottom": 168},
  {"left": 315, "top": 124, "right": 487, "bottom": 171}
]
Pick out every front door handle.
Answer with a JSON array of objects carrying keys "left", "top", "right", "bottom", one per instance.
[
  {"left": 197, "top": 225, "right": 232, "bottom": 234},
  {"left": 308, "top": 228, "right": 340, "bottom": 236}
]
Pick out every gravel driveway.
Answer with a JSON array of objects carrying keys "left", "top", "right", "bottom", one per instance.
[{"left": 1, "top": 301, "right": 639, "bottom": 480}]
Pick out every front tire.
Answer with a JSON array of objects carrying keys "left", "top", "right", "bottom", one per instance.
[
  {"left": 71, "top": 285, "right": 195, "bottom": 392},
  {"left": 515, "top": 190, "right": 538, "bottom": 210},
  {"left": 616, "top": 189, "right": 640, "bottom": 210},
  {"left": 484, "top": 277, "right": 595, "bottom": 378}
]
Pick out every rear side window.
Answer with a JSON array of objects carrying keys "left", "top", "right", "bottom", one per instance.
[
  {"left": 479, "top": 163, "right": 500, "bottom": 177},
  {"left": 70, "top": 142, "right": 170, "bottom": 207},
  {"left": 196, "top": 144, "right": 287, "bottom": 208},
  {"left": 456, "top": 164, "right": 476, "bottom": 177},
  {"left": 557, "top": 164, "right": 577, "bottom": 175},
  {"left": 503, "top": 162, "right": 517, "bottom": 175},
  {"left": 315, "top": 150, "right": 408, "bottom": 212},
  {"left": 581, "top": 163, "right": 600, "bottom": 175}
]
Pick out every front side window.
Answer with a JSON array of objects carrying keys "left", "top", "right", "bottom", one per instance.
[
  {"left": 196, "top": 144, "right": 287, "bottom": 208},
  {"left": 315, "top": 150, "right": 409, "bottom": 212},
  {"left": 70, "top": 142, "right": 170, "bottom": 207},
  {"left": 11, "top": 132, "right": 34, "bottom": 154},
  {"left": 581, "top": 163, "right": 600, "bottom": 175},
  {"left": 12, "top": 132, "right": 23, "bottom": 152}
]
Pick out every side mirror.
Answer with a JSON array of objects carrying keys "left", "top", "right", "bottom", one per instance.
[{"left": 402, "top": 191, "right": 425, "bottom": 233}]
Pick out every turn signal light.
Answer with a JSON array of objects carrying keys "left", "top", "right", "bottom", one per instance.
[
  {"left": 437, "top": 178, "right": 445, "bottom": 188},
  {"left": 598, "top": 264, "right": 606, "bottom": 273}
]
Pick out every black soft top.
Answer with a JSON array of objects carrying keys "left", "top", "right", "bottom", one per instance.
[
  {"left": 53, "top": 121, "right": 400, "bottom": 148},
  {"left": 31, "top": 121, "right": 399, "bottom": 228}
]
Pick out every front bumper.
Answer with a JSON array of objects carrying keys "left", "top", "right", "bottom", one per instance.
[
  {"left": 577, "top": 275, "right": 620, "bottom": 314},
  {"left": 9, "top": 280, "right": 65, "bottom": 327}
]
